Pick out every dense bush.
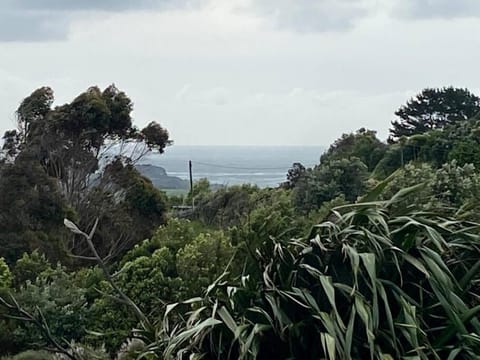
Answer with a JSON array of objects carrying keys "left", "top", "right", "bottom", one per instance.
[
  {"left": 0, "top": 350, "right": 54, "bottom": 360},
  {"left": 157, "top": 185, "right": 480, "bottom": 359},
  {"left": 293, "top": 157, "right": 368, "bottom": 212},
  {"left": 0, "top": 258, "right": 11, "bottom": 289},
  {"left": 11, "top": 265, "right": 88, "bottom": 350}
]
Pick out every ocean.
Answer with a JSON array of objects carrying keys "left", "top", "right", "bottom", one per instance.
[{"left": 139, "top": 145, "right": 325, "bottom": 188}]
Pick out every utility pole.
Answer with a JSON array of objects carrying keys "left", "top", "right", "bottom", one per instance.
[{"left": 189, "top": 160, "right": 194, "bottom": 208}]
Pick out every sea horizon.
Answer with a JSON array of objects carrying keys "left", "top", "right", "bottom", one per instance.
[{"left": 140, "top": 145, "right": 326, "bottom": 187}]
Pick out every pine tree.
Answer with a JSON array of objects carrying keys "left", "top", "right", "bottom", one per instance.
[{"left": 389, "top": 87, "right": 480, "bottom": 141}]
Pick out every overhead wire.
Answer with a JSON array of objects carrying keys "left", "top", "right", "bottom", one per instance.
[{"left": 192, "top": 161, "right": 295, "bottom": 171}]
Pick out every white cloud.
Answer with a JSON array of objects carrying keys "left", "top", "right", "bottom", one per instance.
[
  {"left": 394, "top": 0, "right": 480, "bottom": 20},
  {"left": 246, "top": 0, "right": 374, "bottom": 32},
  {"left": 1, "top": 0, "right": 480, "bottom": 145}
]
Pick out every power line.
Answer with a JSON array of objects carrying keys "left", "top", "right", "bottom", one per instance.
[
  {"left": 192, "top": 161, "right": 291, "bottom": 171},
  {"left": 192, "top": 143, "right": 454, "bottom": 172}
]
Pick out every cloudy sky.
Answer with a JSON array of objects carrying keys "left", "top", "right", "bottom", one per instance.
[{"left": 1, "top": 0, "right": 479, "bottom": 146}]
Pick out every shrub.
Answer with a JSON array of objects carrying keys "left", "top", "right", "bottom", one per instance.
[
  {"left": 0, "top": 258, "right": 12, "bottom": 289},
  {"left": 157, "top": 184, "right": 480, "bottom": 359},
  {"left": 1, "top": 350, "right": 53, "bottom": 360}
]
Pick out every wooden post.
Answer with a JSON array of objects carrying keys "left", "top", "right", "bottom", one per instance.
[{"left": 189, "top": 160, "right": 194, "bottom": 208}]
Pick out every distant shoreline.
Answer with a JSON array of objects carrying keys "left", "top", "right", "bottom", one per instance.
[{"left": 139, "top": 145, "right": 325, "bottom": 188}]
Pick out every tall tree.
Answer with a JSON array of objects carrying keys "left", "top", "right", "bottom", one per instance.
[
  {"left": 9, "top": 85, "right": 172, "bottom": 206},
  {"left": 389, "top": 87, "right": 480, "bottom": 141},
  {"left": 0, "top": 85, "right": 172, "bottom": 263}
]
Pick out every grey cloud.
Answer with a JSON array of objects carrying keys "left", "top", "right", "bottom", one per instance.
[
  {"left": 394, "top": 0, "right": 480, "bottom": 20},
  {"left": 249, "top": 0, "right": 371, "bottom": 32},
  {"left": 9, "top": 0, "right": 194, "bottom": 12},
  {"left": 0, "top": 0, "right": 198, "bottom": 42},
  {"left": 0, "top": 11, "right": 68, "bottom": 41}
]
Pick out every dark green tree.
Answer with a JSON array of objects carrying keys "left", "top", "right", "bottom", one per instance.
[
  {"left": 321, "top": 128, "right": 387, "bottom": 171},
  {"left": 0, "top": 153, "right": 71, "bottom": 264},
  {"left": 1, "top": 130, "right": 19, "bottom": 162},
  {"left": 0, "top": 86, "right": 172, "bottom": 264},
  {"left": 8, "top": 85, "right": 171, "bottom": 207},
  {"left": 294, "top": 157, "right": 368, "bottom": 212},
  {"left": 283, "top": 162, "right": 306, "bottom": 189},
  {"left": 390, "top": 87, "right": 480, "bottom": 140}
]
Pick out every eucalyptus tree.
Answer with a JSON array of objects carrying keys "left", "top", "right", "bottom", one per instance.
[{"left": 0, "top": 85, "right": 172, "bottom": 263}]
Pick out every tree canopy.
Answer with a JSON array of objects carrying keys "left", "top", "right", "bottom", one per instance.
[
  {"left": 389, "top": 87, "right": 480, "bottom": 140},
  {"left": 0, "top": 85, "right": 172, "bottom": 265}
]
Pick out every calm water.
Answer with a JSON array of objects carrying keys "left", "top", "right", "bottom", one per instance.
[{"left": 140, "top": 145, "right": 325, "bottom": 187}]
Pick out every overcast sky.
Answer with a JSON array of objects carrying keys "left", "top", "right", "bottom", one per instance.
[{"left": 1, "top": 0, "right": 479, "bottom": 146}]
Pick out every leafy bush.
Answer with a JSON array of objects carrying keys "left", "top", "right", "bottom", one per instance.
[
  {"left": 320, "top": 128, "right": 387, "bottom": 171},
  {"left": 0, "top": 350, "right": 53, "bottom": 360},
  {"left": 12, "top": 251, "right": 51, "bottom": 288},
  {"left": 121, "top": 218, "right": 206, "bottom": 262},
  {"left": 381, "top": 161, "right": 480, "bottom": 221},
  {"left": 177, "top": 232, "right": 234, "bottom": 296},
  {"left": 0, "top": 258, "right": 11, "bottom": 289},
  {"left": 193, "top": 184, "right": 260, "bottom": 227},
  {"left": 294, "top": 157, "right": 368, "bottom": 212},
  {"left": 11, "top": 265, "right": 88, "bottom": 350},
  {"left": 157, "top": 185, "right": 480, "bottom": 359}
]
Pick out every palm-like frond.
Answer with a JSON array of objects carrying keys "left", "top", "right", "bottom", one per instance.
[{"left": 154, "top": 183, "right": 480, "bottom": 359}]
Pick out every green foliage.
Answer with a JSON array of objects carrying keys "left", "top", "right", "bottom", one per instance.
[
  {"left": 11, "top": 265, "right": 88, "bottom": 350},
  {"left": 228, "top": 187, "right": 307, "bottom": 281},
  {"left": 12, "top": 251, "right": 52, "bottom": 287},
  {"left": 186, "top": 178, "right": 212, "bottom": 206},
  {"left": 5, "top": 84, "right": 480, "bottom": 358},
  {"left": 158, "top": 187, "right": 480, "bottom": 359},
  {"left": 122, "top": 218, "right": 206, "bottom": 262},
  {"left": 381, "top": 161, "right": 480, "bottom": 221},
  {"left": 294, "top": 157, "right": 368, "bottom": 212},
  {"left": 110, "top": 161, "right": 167, "bottom": 208},
  {"left": 449, "top": 137, "right": 480, "bottom": 165},
  {"left": 433, "top": 161, "right": 480, "bottom": 208},
  {"left": 372, "top": 143, "right": 403, "bottom": 178},
  {"left": 283, "top": 162, "right": 306, "bottom": 189},
  {"left": 118, "top": 248, "right": 182, "bottom": 314},
  {"left": 16, "top": 86, "right": 54, "bottom": 147},
  {"left": 390, "top": 87, "right": 480, "bottom": 140},
  {"left": 140, "top": 122, "right": 173, "bottom": 153},
  {"left": 177, "top": 231, "right": 234, "bottom": 296},
  {"left": 82, "top": 219, "right": 229, "bottom": 353},
  {"left": 72, "top": 267, "right": 104, "bottom": 304},
  {"left": 0, "top": 153, "right": 70, "bottom": 264},
  {"left": 1, "top": 130, "right": 19, "bottom": 160},
  {"left": 321, "top": 128, "right": 387, "bottom": 171},
  {"left": 380, "top": 163, "right": 437, "bottom": 206},
  {"left": 0, "top": 258, "right": 12, "bottom": 289},
  {"left": 85, "top": 295, "right": 135, "bottom": 354},
  {"left": 410, "top": 119, "right": 480, "bottom": 169},
  {"left": 0, "top": 85, "right": 172, "bottom": 265},
  {"left": 0, "top": 350, "right": 54, "bottom": 360},
  {"left": 116, "top": 339, "right": 146, "bottom": 360},
  {"left": 73, "top": 159, "right": 169, "bottom": 263},
  {"left": 193, "top": 184, "right": 260, "bottom": 227}
]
